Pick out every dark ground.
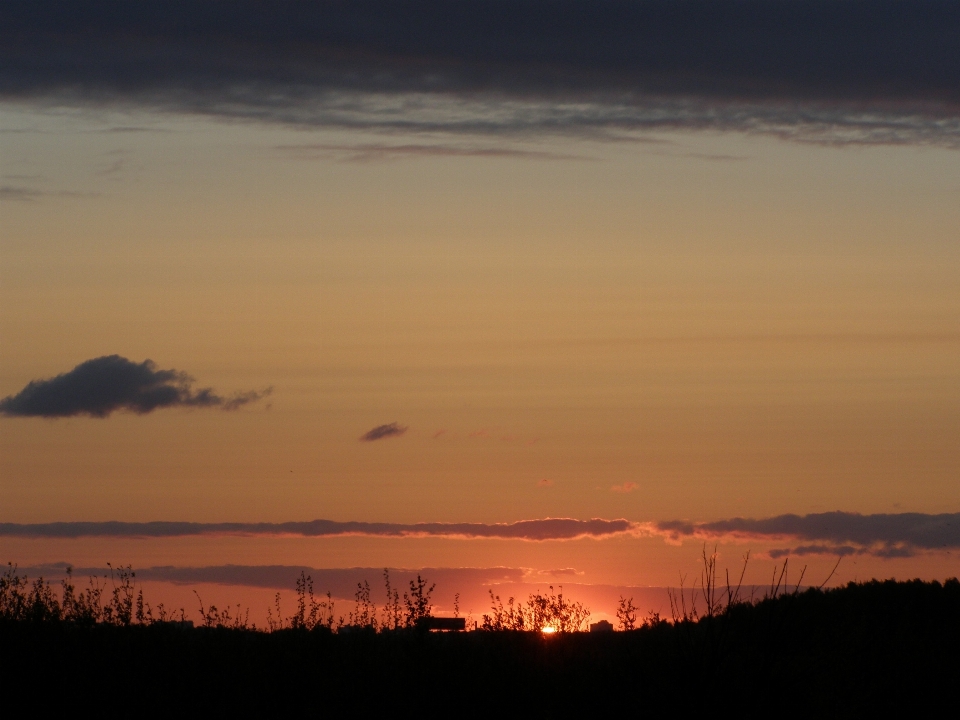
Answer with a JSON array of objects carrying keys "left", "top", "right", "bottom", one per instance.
[{"left": 2, "top": 579, "right": 957, "bottom": 715}]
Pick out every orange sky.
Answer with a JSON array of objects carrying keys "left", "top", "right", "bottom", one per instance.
[{"left": 2, "top": 105, "right": 959, "bottom": 617}]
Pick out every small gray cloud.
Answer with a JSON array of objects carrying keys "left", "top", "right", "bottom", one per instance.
[
  {"left": 0, "top": 355, "right": 271, "bottom": 418},
  {"left": 360, "top": 422, "right": 408, "bottom": 442}
]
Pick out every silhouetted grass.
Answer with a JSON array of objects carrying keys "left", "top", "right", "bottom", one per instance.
[
  {"left": 481, "top": 585, "right": 590, "bottom": 631},
  {"left": 1, "top": 561, "right": 957, "bottom": 713}
]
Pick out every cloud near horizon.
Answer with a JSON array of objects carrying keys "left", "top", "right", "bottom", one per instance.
[
  {"left": 0, "top": 355, "right": 271, "bottom": 418},
  {"left": 10, "top": 564, "right": 685, "bottom": 617},
  {"left": 2, "top": 0, "right": 958, "bottom": 146},
  {"left": 0, "top": 518, "right": 636, "bottom": 541},
  {"left": 646, "top": 511, "right": 960, "bottom": 558},
  {"left": 17, "top": 564, "right": 528, "bottom": 595},
  {"left": 3, "top": 513, "right": 957, "bottom": 556}
]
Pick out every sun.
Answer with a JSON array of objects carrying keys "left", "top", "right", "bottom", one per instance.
[{"left": 541, "top": 626, "right": 557, "bottom": 634}]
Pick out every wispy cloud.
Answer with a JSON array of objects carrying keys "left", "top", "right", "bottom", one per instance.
[
  {"left": 644, "top": 511, "right": 960, "bottom": 558},
  {"left": 276, "top": 143, "right": 583, "bottom": 162},
  {"left": 611, "top": 483, "right": 638, "bottom": 494},
  {"left": 0, "top": 185, "right": 43, "bottom": 201},
  {"left": 0, "top": 185, "right": 97, "bottom": 201},
  {"left": 3, "top": 0, "right": 958, "bottom": 146},
  {"left": 93, "top": 126, "right": 171, "bottom": 134},
  {"left": 360, "top": 422, "right": 408, "bottom": 442},
  {"left": 535, "top": 568, "right": 583, "bottom": 578},
  {"left": 0, "top": 355, "right": 271, "bottom": 418},
  {"left": 0, "top": 517, "right": 636, "bottom": 541},
  {"left": 95, "top": 151, "right": 131, "bottom": 177}
]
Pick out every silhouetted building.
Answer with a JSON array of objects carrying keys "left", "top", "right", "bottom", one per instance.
[
  {"left": 419, "top": 617, "right": 467, "bottom": 631},
  {"left": 590, "top": 620, "right": 614, "bottom": 633}
]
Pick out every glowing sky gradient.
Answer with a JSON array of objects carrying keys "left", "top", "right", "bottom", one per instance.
[{"left": 2, "top": 1, "right": 958, "bottom": 621}]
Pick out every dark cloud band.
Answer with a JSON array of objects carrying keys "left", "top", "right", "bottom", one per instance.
[
  {"left": 0, "top": 355, "right": 270, "bottom": 418},
  {"left": 5, "top": 512, "right": 957, "bottom": 556},
  {"left": 2, "top": 0, "right": 958, "bottom": 145},
  {"left": 648, "top": 511, "right": 960, "bottom": 558},
  {"left": 0, "top": 518, "right": 635, "bottom": 541}
]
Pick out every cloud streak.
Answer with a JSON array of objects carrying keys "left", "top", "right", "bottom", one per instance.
[
  {"left": 0, "top": 185, "right": 97, "bottom": 201},
  {"left": 0, "top": 355, "right": 270, "bottom": 418},
  {"left": 5, "top": 512, "right": 957, "bottom": 556},
  {"left": 14, "top": 564, "right": 686, "bottom": 617},
  {"left": 277, "top": 143, "right": 583, "bottom": 163},
  {"left": 22, "top": 564, "right": 804, "bottom": 621},
  {"left": 2, "top": 0, "right": 958, "bottom": 146},
  {"left": 0, "top": 518, "right": 635, "bottom": 541},
  {"left": 360, "top": 423, "right": 408, "bottom": 442},
  {"left": 0, "top": 185, "right": 43, "bottom": 201},
  {"left": 19, "top": 564, "right": 528, "bottom": 595},
  {"left": 647, "top": 511, "right": 960, "bottom": 558}
]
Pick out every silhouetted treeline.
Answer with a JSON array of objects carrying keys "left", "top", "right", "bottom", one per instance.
[{"left": 1, "top": 570, "right": 957, "bottom": 713}]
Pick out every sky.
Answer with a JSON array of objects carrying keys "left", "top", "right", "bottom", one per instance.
[{"left": 1, "top": 0, "right": 959, "bottom": 624}]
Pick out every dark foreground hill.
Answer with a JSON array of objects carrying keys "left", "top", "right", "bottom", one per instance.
[{"left": 2, "top": 579, "right": 958, "bottom": 715}]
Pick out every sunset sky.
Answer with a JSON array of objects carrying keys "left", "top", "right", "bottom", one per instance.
[{"left": 1, "top": 0, "right": 958, "bottom": 623}]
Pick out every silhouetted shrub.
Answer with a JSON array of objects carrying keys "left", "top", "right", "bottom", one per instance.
[
  {"left": 481, "top": 585, "right": 590, "bottom": 631},
  {"left": 2, "top": 561, "right": 958, "bottom": 712}
]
